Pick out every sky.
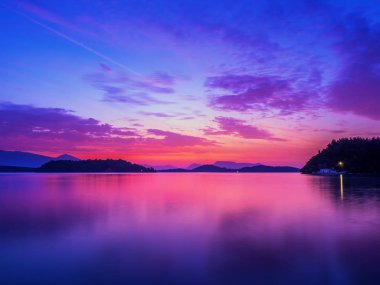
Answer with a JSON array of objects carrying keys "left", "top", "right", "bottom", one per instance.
[{"left": 0, "top": 0, "right": 380, "bottom": 167}]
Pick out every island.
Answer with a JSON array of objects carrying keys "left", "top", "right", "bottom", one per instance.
[
  {"left": 301, "top": 137, "right": 380, "bottom": 175},
  {"left": 37, "top": 159, "right": 155, "bottom": 173}
]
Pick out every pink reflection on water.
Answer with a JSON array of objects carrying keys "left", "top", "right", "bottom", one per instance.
[
  {"left": 1, "top": 173, "right": 380, "bottom": 285},
  {"left": 0, "top": 173, "right": 329, "bottom": 234}
]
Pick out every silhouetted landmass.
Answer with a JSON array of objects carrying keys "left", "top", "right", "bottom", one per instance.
[
  {"left": 158, "top": 164, "right": 299, "bottom": 173},
  {"left": 0, "top": 150, "right": 53, "bottom": 167},
  {"left": 239, "top": 165, "right": 299, "bottom": 172},
  {"left": 301, "top": 137, "right": 380, "bottom": 174},
  {"left": 0, "top": 155, "right": 299, "bottom": 173},
  {"left": 191, "top": 165, "right": 232, "bottom": 172},
  {"left": 54, "top": 154, "right": 80, "bottom": 161},
  {"left": 185, "top": 161, "right": 261, "bottom": 170},
  {"left": 213, "top": 161, "right": 261, "bottom": 169},
  {"left": 37, "top": 159, "right": 154, "bottom": 173},
  {"left": 0, "top": 150, "right": 79, "bottom": 168},
  {"left": 0, "top": 165, "right": 36, "bottom": 172}
]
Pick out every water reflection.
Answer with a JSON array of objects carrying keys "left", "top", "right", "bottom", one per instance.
[
  {"left": 316, "top": 174, "right": 380, "bottom": 203},
  {"left": 0, "top": 173, "right": 380, "bottom": 285}
]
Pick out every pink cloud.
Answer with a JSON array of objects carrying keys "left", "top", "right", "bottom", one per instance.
[
  {"left": 203, "top": 117, "right": 284, "bottom": 141},
  {"left": 0, "top": 102, "right": 137, "bottom": 152},
  {"left": 0, "top": 102, "right": 214, "bottom": 154},
  {"left": 147, "top": 129, "right": 214, "bottom": 147}
]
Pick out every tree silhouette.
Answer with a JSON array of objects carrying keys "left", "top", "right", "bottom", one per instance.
[{"left": 301, "top": 137, "right": 380, "bottom": 174}]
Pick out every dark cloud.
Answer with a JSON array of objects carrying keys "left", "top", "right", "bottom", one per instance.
[
  {"left": 327, "top": 13, "right": 380, "bottom": 120},
  {"left": 312, "top": 128, "right": 346, "bottom": 134},
  {"left": 206, "top": 74, "right": 312, "bottom": 115}
]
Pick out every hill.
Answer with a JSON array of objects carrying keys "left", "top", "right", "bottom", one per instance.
[
  {"left": 0, "top": 150, "right": 79, "bottom": 167},
  {"left": 54, "top": 154, "right": 80, "bottom": 161},
  {"left": 301, "top": 137, "right": 380, "bottom": 174},
  {"left": 0, "top": 150, "right": 53, "bottom": 167},
  {"left": 213, "top": 161, "right": 261, "bottom": 169},
  {"left": 186, "top": 161, "right": 261, "bottom": 170},
  {"left": 191, "top": 165, "right": 232, "bottom": 172},
  {"left": 37, "top": 159, "right": 154, "bottom": 173}
]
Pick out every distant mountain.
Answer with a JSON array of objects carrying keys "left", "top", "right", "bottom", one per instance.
[
  {"left": 191, "top": 165, "right": 232, "bottom": 172},
  {"left": 186, "top": 161, "right": 261, "bottom": 170},
  {"left": 213, "top": 161, "right": 261, "bottom": 169},
  {"left": 0, "top": 150, "right": 51, "bottom": 167},
  {"left": 54, "top": 154, "right": 80, "bottom": 161},
  {"left": 187, "top": 163, "right": 201, "bottom": 170},
  {"left": 37, "top": 159, "right": 154, "bottom": 173},
  {"left": 159, "top": 164, "right": 299, "bottom": 173},
  {"left": 0, "top": 150, "right": 80, "bottom": 167},
  {"left": 239, "top": 165, "right": 299, "bottom": 173}
]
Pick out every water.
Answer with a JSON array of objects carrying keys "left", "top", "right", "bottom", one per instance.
[{"left": 1, "top": 173, "right": 380, "bottom": 285}]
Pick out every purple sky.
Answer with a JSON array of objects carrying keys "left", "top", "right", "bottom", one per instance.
[{"left": 0, "top": 0, "right": 379, "bottom": 167}]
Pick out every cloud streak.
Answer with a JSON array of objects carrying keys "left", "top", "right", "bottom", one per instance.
[{"left": 4, "top": 1, "right": 141, "bottom": 75}]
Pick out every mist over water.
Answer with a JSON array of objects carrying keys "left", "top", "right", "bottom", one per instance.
[{"left": 1, "top": 173, "right": 380, "bottom": 285}]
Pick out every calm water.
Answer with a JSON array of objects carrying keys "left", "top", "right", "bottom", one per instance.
[{"left": 1, "top": 173, "right": 380, "bottom": 285}]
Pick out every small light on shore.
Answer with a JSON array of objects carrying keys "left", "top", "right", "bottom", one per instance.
[{"left": 338, "top": 161, "right": 344, "bottom": 167}]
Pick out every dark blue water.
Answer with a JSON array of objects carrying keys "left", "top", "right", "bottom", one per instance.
[{"left": 1, "top": 173, "right": 380, "bottom": 285}]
